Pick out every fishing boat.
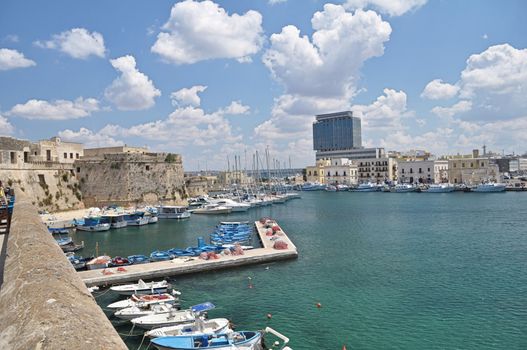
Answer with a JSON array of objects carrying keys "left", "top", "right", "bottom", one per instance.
[
  {"left": 56, "top": 237, "right": 85, "bottom": 252},
  {"left": 472, "top": 182, "right": 506, "bottom": 192},
  {"left": 325, "top": 185, "right": 337, "bottom": 192},
  {"left": 151, "top": 251, "right": 174, "bottom": 262},
  {"left": 352, "top": 182, "right": 381, "bottom": 192},
  {"left": 301, "top": 182, "right": 325, "bottom": 191},
  {"left": 86, "top": 255, "right": 111, "bottom": 270},
  {"left": 336, "top": 184, "right": 350, "bottom": 191},
  {"left": 101, "top": 213, "right": 128, "bottom": 229},
  {"left": 390, "top": 184, "right": 417, "bottom": 193},
  {"left": 66, "top": 253, "right": 93, "bottom": 270},
  {"left": 422, "top": 184, "right": 455, "bottom": 193},
  {"left": 110, "top": 279, "right": 170, "bottom": 296},
  {"left": 146, "top": 318, "right": 231, "bottom": 338},
  {"left": 125, "top": 212, "right": 150, "bottom": 226},
  {"left": 48, "top": 227, "right": 73, "bottom": 235},
  {"left": 147, "top": 213, "right": 159, "bottom": 224},
  {"left": 192, "top": 204, "right": 232, "bottom": 215},
  {"left": 150, "top": 331, "right": 262, "bottom": 350},
  {"left": 132, "top": 302, "right": 214, "bottom": 330},
  {"left": 107, "top": 293, "right": 180, "bottom": 310},
  {"left": 128, "top": 254, "right": 150, "bottom": 264},
  {"left": 157, "top": 206, "right": 191, "bottom": 219},
  {"left": 115, "top": 303, "right": 176, "bottom": 321},
  {"left": 76, "top": 217, "right": 111, "bottom": 232},
  {"left": 108, "top": 256, "right": 131, "bottom": 267}
]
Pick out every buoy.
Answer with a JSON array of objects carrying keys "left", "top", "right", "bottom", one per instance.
[
  {"left": 274, "top": 341, "right": 280, "bottom": 346},
  {"left": 248, "top": 283, "right": 253, "bottom": 289},
  {"left": 342, "top": 346, "right": 347, "bottom": 350},
  {"left": 267, "top": 313, "right": 272, "bottom": 319},
  {"left": 316, "top": 302, "right": 322, "bottom": 308}
]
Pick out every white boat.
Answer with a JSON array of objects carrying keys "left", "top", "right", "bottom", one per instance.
[
  {"left": 272, "top": 195, "right": 287, "bottom": 204},
  {"left": 147, "top": 215, "right": 159, "bottom": 224},
  {"left": 325, "top": 185, "right": 337, "bottom": 192},
  {"left": 101, "top": 213, "right": 128, "bottom": 229},
  {"left": 107, "top": 293, "right": 179, "bottom": 310},
  {"left": 76, "top": 217, "right": 111, "bottom": 232},
  {"left": 390, "top": 184, "right": 417, "bottom": 193},
  {"left": 150, "top": 331, "right": 263, "bottom": 350},
  {"left": 86, "top": 255, "right": 111, "bottom": 270},
  {"left": 423, "top": 184, "right": 455, "bottom": 193},
  {"left": 352, "top": 182, "right": 380, "bottom": 192},
  {"left": 472, "top": 183, "right": 506, "bottom": 192},
  {"left": 157, "top": 206, "right": 191, "bottom": 219},
  {"left": 115, "top": 303, "right": 175, "bottom": 321},
  {"left": 210, "top": 198, "right": 250, "bottom": 212},
  {"left": 125, "top": 212, "right": 150, "bottom": 226},
  {"left": 145, "top": 318, "right": 232, "bottom": 338},
  {"left": 110, "top": 279, "right": 170, "bottom": 296},
  {"left": 131, "top": 308, "right": 196, "bottom": 330},
  {"left": 192, "top": 204, "right": 232, "bottom": 215}
]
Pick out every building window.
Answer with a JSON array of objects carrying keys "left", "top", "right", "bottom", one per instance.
[
  {"left": 470, "top": 162, "right": 473, "bottom": 167},
  {"left": 410, "top": 168, "right": 413, "bottom": 173},
  {"left": 327, "top": 171, "right": 330, "bottom": 176},
  {"left": 146, "top": 165, "right": 150, "bottom": 171},
  {"left": 10, "top": 152, "right": 16, "bottom": 164},
  {"left": 76, "top": 153, "right": 79, "bottom": 159},
  {"left": 343, "top": 171, "right": 347, "bottom": 176},
  {"left": 462, "top": 163, "right": 465, "bottom": 168},
  {"left": 24, "top": 151, "right": 29, "bottom": 163},
  {"left": 314, "top": 171, "right": 317, "bottom": 176},
  {"left": 402, "top": 169, "right": 405, "bottom": 173},
  {"left": 419, "top": 168, "right": 422, "bottom": 173},
  {"left": 70, "top": 153, "right": 73, "bottom": 159},
  {"left": 76, "top": 167, "right": 80, "bottom": 173},
  {"left": 481, "top": 162, "right": 484, "bottom": 167},
  {"left": 428, "top": 168, "right": 430, "bottom": 172},
  {"left": 454, "top": 163, "right": 457, "bottom": 168},
  {"left": 335, "top": 171, "right": 338, "bottom": 176},
  {"left": 308, "top": 171, "right": 312, "bottom": 176},
  {"left": 38, "top": 174, "right": 46, "bottom": 185},
  {"left": 46, "top": 150, "right": 51, "bottom": 161},
  {"left": 64, "top": 152, "right": 68, "bottom": 158}
]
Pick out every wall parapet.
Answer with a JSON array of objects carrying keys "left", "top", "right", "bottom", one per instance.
[{"left": 0, "top": 189, "right": 126, "bottom": 350}]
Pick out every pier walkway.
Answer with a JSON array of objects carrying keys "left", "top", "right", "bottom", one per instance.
[{"left": 78, "top": 219, "right": 298, "bottom": 287}]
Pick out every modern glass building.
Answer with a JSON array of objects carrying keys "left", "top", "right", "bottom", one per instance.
[{"left": 313, "top": 111, "right": 362, "bottom": 153}]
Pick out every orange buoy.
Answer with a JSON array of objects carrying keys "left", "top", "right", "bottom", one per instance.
[
  {"left": 266, "top": 313, "right": 272, "bottom": 319},
  {"left": 316, "top": 302, "right": 322, "bottom": 308}
]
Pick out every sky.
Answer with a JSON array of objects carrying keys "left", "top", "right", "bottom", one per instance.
[{"left": 1, "top": 0, "right": 526, "bottom": 170}]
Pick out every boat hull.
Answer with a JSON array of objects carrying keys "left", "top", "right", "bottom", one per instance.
[
  {"left": 158, "top": 212, "right": 191, "bottom": 219},
  {"left": 193, "top": 209, "right": 232, "bottom": 215},
  {"left": 76, "top": 224, "right": 110, "bottom": 232}
]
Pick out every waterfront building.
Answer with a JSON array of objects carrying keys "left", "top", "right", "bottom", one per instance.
[
  {"left": 397, "top": 160, "right": 449, "bottom": 184},
  {"left": 357, "top": 157, "right": 397, "bottom": 183},
  {"left": 324, "top": 158, "right": 358, "bottom": 185},
  {"left": 447, "top": 158, "right": 500, "bottom": 184},
  {"left": 217, "top": 171, "right": 253, "bottom": 186},
  {"left": 306, "top": 159, "right": 329, "bottom": 184}
]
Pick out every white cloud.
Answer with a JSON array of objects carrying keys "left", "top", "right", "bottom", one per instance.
[
  {"left": 219, "top": 101, "right": 250, "bottom": 115},
  {"left": 0, "top": 114, "right": 14, "bottom": 135},
  {"left": 170, "top": 85, "right": 207, "bottom": 107},
  {"left": 151, "top": 0, "right": 264, "bottom": 64},
  {"left": 104, "top": 55, "right": 161, "bottom": 110},
  {"left": 352, "top": 88, "right": 410, "bottom": 130},
  {"left": 344, "top": 0, "right": 428, "bottom": 16},
  {"left": 431, "top": 100, "right": 472, "bottom": 119},
  {"left": 58, "top": 126, "right": 123, "bottom": 148},
  {"left": 8, "top": 97, "right": 100, "bottom": 120},
  {"left": 3, "top": 35, "right": 19, "bottom": 43},
  {"left": 421, "top": 79, "right": 459, "bottom": 100},
  {"left": 269, "top": 0, "right": 287, "bottom": 4},
  {"left": 0, "top": 48, "right": 36, "bottom": 70},
  {"left": 34, "top": 28, "right": 105, "bottom": 59}
]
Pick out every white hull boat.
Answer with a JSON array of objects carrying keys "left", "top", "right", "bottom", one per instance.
[
  {"left": 146, "top": 318, "right": 232, "bottom": 338},
  {"left": 76, "top": 223, "right": 111, "bottom": 232},
  {"left": 110, "top": 279, "right": 170, "bottom": 296},
  {"left": 150, "top": 331, "right": 262, "bottom": 350},
  {"left": 423, "top": 184, "right": 455, "bottom": 193},
  {"left": 193, "top": 205, "right": 232, "bottom": 215},
  {"left": 472, "top": 183, "right": 506, "bottom": 192},
  {"left": 210, "top": 199, "right": 250, "bottom": 212},
  {"left": 148, "top": 216, "right": 159, "bottom": 224},
  {"left": 391, "top": 184, "right": 417, "bottom": 193},
  {"left": 131, "top": 309, "right": 196, "bottom": 330},
  {"left": 111, "top": 220, "right": 128, "bottom": 229},
  {"left": 107, "top": 293, "right": 179, "bottom": 309},
  {"left": 115, "top": 303, "right": 175, "bottom": 321},
  {"left": 86, "top": 255, "right": 111, "bottom": 270},
  {"left": 157, "top": 206, "right": 191, "bottom": 219},
  {"left": 127, "top": 217, "right": 150, "bottom": 226}
]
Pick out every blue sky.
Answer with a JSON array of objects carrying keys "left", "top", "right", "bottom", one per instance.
[{"left": 1, "top": 0, "right": 526, "bottom": 170}]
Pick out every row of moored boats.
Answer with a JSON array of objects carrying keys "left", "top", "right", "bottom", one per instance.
[{"left": 301, "top": 182, "right": 508, "bottom": 193}]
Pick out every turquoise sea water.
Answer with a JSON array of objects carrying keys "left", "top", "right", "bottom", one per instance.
[{"left": 80, "top": 192, "right": 527, "bottom": 349}]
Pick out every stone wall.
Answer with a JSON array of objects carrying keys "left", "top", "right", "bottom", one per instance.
[
  {"left": 77, "top": 152, "right": 186, "bottom": 207},
  {"left": 0, "top": 190, "right": 126, "bottom": 350}
]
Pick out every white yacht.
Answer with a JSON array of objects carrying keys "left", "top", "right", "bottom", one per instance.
[
  {"left": 423, "top": 184, "right": 455, "bottom": 193},
  {"left": 472, "top": 183, "right": 506, "bottom": 192},
  {"left": 210, "top": 198, "right": 250, "bottom": 212},
  {"left": 157, "top": 206, "right": 191, "bottom": 219},
  {"left": 390, "top": 184, "right": 417, "bottom": 193},
  {"left": 145, "top": 318, "right": 232, "bottom": 338},
  {"left": 352, "top": 182, "right": 380, "bottom": 192},
  {"left": 192, "top": 204, "right": 232, "bottom": 215}
]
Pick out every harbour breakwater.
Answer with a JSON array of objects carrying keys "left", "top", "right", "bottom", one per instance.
[{"left": 0, "top": 189, "right": 126, "bottom": 350}]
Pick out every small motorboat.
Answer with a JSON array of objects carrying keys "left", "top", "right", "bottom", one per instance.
[
  {"left": 48, "top": 227, "right": 73, "bottom": 235},
  {"left": 66, "top": 254, "right": 93, "bottom": 271},
  {"left": 192, "top": 204, "right": 232, "bottom": 215},
  {"left": 107, "top": 293, "right": 180, "bottom": 310},
  {"left": 145, "top": 318, "right": 232, "bottom": 338},
  {"left": 76, "top": 217, "right": 111, "bottom": 232},
  {"left": 86, "top": 255, "right": 112, "bottom": 270},
  {"left": 150, "top": 331, "right": 262, "bottom": 350},
  {"left": 128, "top": 254, "right": 150, "bottom": 264},
  {"left": 157, "top": 206, "right": 191, "bottom": 219},
  {"left": 115, "top": 303, "right": 175, "bottom": 321},
  {"left": 110, "top": 279, "right": 170, "bottom": 296},
  {"left": 131, "top": 302, "right": 214, "bottom": 330},
  {"left": 109, "top": 256, "right": 131, "bottom": 267}
]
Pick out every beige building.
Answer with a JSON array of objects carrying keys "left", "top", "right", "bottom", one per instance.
[
  {"left": 83, "top": 145, "right": 148, "bottom": 158},
  {"left": 448, "top": 158, "right": 500, "bottom": 185},
  {"left": 305, "top": 159, "right": 329, "bottom": 184},
  {"left": 322, "top": 158, "right": 358, "bottom": 185},
  {"left": 397, "top": 160, "right": 448, "bottom": 184},
  {"left": 357, "top": 157, "right": 397, "bottom": 183},
  {"left": 217, "top": 171, "right": 253, "bottom": 186}
]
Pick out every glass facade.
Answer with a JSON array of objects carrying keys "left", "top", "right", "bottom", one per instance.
[{"left": 313, "top": 111, "right": 362, "bottom": 151}]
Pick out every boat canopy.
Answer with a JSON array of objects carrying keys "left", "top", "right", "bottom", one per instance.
[
  {"left": 191, "top": 302, "right": 215, "bottom": 313},
  {"left": 84, "top": 217, "right": 101, "bottom": 226}
]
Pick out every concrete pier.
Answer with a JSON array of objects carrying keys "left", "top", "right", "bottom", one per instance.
[
  {"left": 0, "top": 190, "right": 126, "bottom": 350},
  {"left": 78, "top": 219, "right": 298, "bottom": 287}
]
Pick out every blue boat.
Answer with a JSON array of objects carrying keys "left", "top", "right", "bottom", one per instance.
[
  {"left": 128, "top": 255, "right": 150, "bottom": 264},
  {"left": 125, "top": 211, "right": 150, "bottom": 226},
  {"left": 76, "top": 217, "right": 111, "bottom": 232},
  {"left": 55, "top": 237, "right": 73, "bottom": 246},
  {"left": 48, "top": 227, "right": 71, "bottom": 235},
  {"left": 150, "top": 331, "right": 262, "bottom": 350},
  {"left": 150, "top": 251, "right": 173, "bottom": 262}
]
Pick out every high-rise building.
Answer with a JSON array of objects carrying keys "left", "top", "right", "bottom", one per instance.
[{"left": 313, "top": 111, "right": 361, "bottom": 152}]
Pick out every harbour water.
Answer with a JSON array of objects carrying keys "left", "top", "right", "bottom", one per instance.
[{"left": 83, "top": 192, "right": 527, "bottom": 349}]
